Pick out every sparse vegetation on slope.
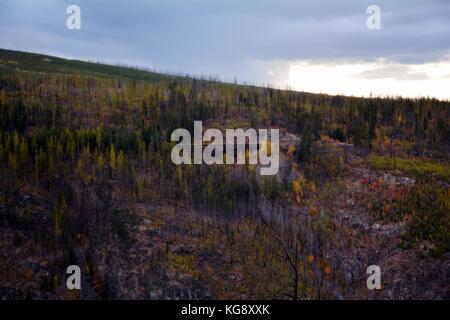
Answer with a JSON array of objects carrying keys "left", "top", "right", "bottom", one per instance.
[{"left": 0, "top": 49, "right": 449, "bottom": 299}]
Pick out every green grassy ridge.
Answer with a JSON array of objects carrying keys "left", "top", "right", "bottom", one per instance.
[
  {"left": 0, "top": 48, "right": 175, "bottom": 83},
  {"left": 368, "top": 154, "right": 450, "bottom": 183},
  {"left": 0, "top": 48, "right": 268, "bottom": 95}
]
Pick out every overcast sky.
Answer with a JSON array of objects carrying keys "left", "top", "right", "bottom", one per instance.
[{"left": 1, "top": 0, "right": 449, "bottom": 99}]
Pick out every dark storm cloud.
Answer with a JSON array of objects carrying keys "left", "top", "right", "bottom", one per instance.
[{"left": 0, "top": 0, "right": 449, "bottom": 82}]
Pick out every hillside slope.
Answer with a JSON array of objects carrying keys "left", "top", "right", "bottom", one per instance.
[
  {"left": 0, "top": 48, "right": 448, "bottom": 300},
  {"left": 0, "top": 48, "right": 175, "bottom": 82}
]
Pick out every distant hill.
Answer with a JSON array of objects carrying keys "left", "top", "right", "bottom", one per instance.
[{"left": 0, "top": 48, "right": 176, "bottom": 83}]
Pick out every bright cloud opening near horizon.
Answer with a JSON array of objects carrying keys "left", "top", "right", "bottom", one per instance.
[{"left": 286, "top": 59, "right": 450, "bottom": 100}]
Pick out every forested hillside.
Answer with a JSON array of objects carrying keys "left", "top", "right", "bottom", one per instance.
[{"left": 0, "top": 49, "right": 449, "bottom": 299}]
